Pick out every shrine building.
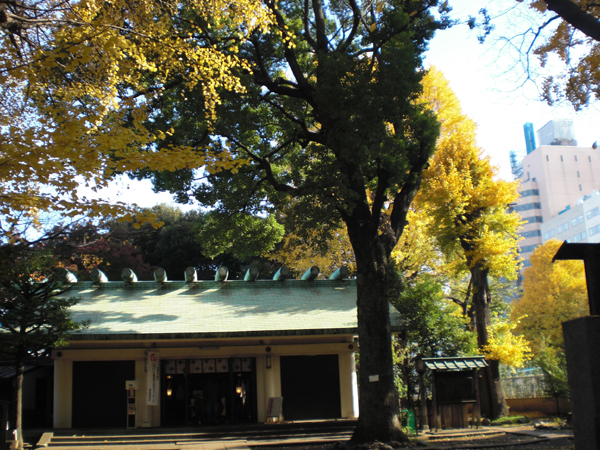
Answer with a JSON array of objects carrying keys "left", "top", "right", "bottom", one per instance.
[{"left": 52, "top": 265, "right": 402, "bottom": 429}]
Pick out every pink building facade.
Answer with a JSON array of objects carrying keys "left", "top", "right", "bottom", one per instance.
[{"left": 511, "top": 121, "right": 600, "bottom": 271}]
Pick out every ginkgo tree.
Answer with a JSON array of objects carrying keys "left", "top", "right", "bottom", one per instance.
[
  {"left": 512, "top": 239, "right": 588, "bottom": 351},
  {"left": 474, "top": 1, "right": 600, "bottom": 110},
  {"left": 511, "top": 239, "right": 587, "bottom": 408},
  {"left": 415, "top": 67, "right": 524, "bottom": 419},
  {"left": 525, "top": 0, "right": 600, "bottom": 109},
  {"left": 0, "top": 0, "right": 273, "bottom": 239}
]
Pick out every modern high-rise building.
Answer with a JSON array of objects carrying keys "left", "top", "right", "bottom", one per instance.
[
  {"left": 509, "top": 120, "right": 600, "bottom": 271},
  {"left": 523, "top": 122, "right": 536, "bottom": 154},
  {"left": 509, "top": 149, "right": 527, "bottom": 179}
]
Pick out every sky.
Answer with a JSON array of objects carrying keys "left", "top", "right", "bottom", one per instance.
[
  {"left": 424, "top": 1, "right": 600, "bottom": 181},
  {"left": 85, "top": 0, "right": 600, "bottom": 208}
]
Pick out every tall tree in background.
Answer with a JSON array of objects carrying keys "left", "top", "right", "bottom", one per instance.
[
  {"left": 47, "top": 205, "right": 284, "bottom": 281},
  {"left": 0, "top": 246, "right": 87, "bottom": 449},
  {"left": 512, "top": 239, "right": 588, "bottom": 351},
  {"left": 132, "top": 0, "right": 450, "bottom": 442},
  {"left": 390, "top": 273, "right": 477, "bottom": 408},
  {"left": 511, "top": 239, "right": 587, "bottom": 410},
  {"left": 416, "top": 67, "right": 522, "bottom": 419}
]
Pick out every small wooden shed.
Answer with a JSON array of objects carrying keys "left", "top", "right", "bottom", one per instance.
[{"left": 423, "top": 356, "right": 488, "bottom": 430}]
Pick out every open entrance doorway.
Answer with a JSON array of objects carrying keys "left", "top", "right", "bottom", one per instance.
[{"left": 162, "top": 358, "right": 256, "bottom": 426}]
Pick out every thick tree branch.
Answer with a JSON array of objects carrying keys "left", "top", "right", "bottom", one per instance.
[
  {"left": 339, "top": 0, "right": 361, "bottom": 52},
  {"left": 228, "top": 137, "right": 302, "bottom": 196},
  {"left": 266, "top": 1, "right": 313, "bottom": 95},
  {"left": 302, "top": 0, "right": 318, "bottom": 49},
  {"left": 543, "top": 0, "right": 600, "bottom": 42},
  {"left": 389, "top": 148, "right": 432, "bottom": 244},
  {"left": 311, "top": 0, "right": 328, "bottom": 51}
]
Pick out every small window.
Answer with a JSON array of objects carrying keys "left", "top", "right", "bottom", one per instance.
[
  {"left": 580, "top": 184, "right": 583, "bottom": 191},
  {"left": 546, "top": 155, "right": 550, "bottom": 161},
  {"left": 575, "top": 155, "right": 578, "bottom": 161},
  {"left": 590, "top": 156, "right": 593, "bottom": 162},
  {"left": 561, "top": 155, "right": 564, "bottom": 161}
]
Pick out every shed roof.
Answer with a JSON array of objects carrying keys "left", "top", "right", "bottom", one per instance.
[
  {"left": 63, "top": 279, "right": 401, "bottom": 340},
  {"left": 422, "top": 356, "right": 488, "bottom": 371}
]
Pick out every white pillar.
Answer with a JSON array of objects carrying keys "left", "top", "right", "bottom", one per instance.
[
  {"left": 53, "top": 359, "right": 73, "bottom": 428},
  {"left": 339, "top": 352, "right": 359, "bottom": 418},
  {"left": 257, "top": 355, "right": 282, "bottom": 422},
  {"left": 135, "top": 359, "right": 159, "bottom": 427}
]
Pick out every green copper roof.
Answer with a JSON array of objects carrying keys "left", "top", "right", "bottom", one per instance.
[
  {"left": 422, "top": 356, "right": 488, "bottom": 371},
  {"left": 63, "top": 279, "right": 402, "bottom": 340}
]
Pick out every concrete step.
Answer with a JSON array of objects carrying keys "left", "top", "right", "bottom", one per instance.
[{"left": 39, "top": 420, "right": 357, "bottom": 448}]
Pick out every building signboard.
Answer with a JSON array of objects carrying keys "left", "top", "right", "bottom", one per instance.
[{"left": 147, "top": 351, "right": 160, "bottom": 406}]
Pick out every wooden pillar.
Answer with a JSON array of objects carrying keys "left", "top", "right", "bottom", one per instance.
[
  {"left": 431, "top": 372, "right": 440, "bottom": 431},
  {"left": 474, "top": 369, "right": 482, "bottom": 429},
  {"left": 419, "top": 372, "right": 429, "bottom": 431}
]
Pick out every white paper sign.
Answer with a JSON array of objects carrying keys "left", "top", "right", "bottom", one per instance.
[{"left": 147, "top": 351, "right": 160, "bottom": 406}]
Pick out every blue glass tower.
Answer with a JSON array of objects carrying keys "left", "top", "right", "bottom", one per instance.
[{"left": 524, "top": 122, "right": 536, "bottom": 154}]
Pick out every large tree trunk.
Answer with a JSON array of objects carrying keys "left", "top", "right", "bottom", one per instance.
[
  {"left": 470, "top": 264, "right": 508, "bottom": 420},
  {"left": 349, "top": 237, "right": 407, "bottom": 444}
]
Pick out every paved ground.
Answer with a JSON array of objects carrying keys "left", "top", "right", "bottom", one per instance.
[{"left": 23, "top": 423, "right": 574, "bottom": 450}]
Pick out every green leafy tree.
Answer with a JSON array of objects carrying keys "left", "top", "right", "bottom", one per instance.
[
  {"left": 0, "top": 246, "right": 88, "bottom": 449},
  {"left": 126, "top": 206, "right": 283, "bottom": 279},
  {"left": 534, "top": 339, "right": 569, "bottom": 414},
  {"left": 47, "top": 205, "right": 284, "bottom": 281},
  {"left": 130, "top": 0, "right": 451, "bottom": 442},
  {"left": 391, "top": 274, "right": 477, "bottom": 408}
]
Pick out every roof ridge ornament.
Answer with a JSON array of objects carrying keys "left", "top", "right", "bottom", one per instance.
[
  {"left": 244, "top": 266, "right": 259, "bottom": 281},
  {"left": 215, "top": 266, "right": 229, "bottom": 282},
  {"left": 273, "top": 267, "right": 290, "bottom": 281},
  {"left": 61, "top": 269, "right": 78, "bottom": 284},
  {"left": 329, "top": 266, "right": 349, "bottom": 280},
  {"left": 185, "top": 267, "right": 197, "bottom": 283},
  {"left": 90, "top": 268, "right": 108, "bottom": 284},
  {"left": 154, "top": 267, "right": 167, "bottom": 283},
  {"left": 121, "top": 268, "right": 138, "bottom": 283},
  {"left": 301, "top": 266, "right": 319, "bottom": 281}
]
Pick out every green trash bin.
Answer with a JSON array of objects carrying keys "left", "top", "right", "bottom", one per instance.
[{"left": 400, "top": 409, "right": 416, "bottom": 435}]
